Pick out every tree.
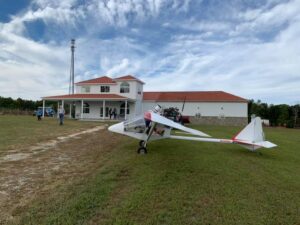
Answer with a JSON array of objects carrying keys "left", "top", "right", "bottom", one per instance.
[
  {"left": 0, "top": 96, "right": 42, "bottom": 111},
  {"left": 248, "top": 99, "right": 269, "bottom": 122},
  {"left": 277, "top": 104, "right": 290, "bottom": 126}
]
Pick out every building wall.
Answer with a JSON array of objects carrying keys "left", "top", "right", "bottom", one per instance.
[
  {"left": 114, "top": 81, "right": 143, "bottom": 100},
  {"left": 74, "top": 100, "right": 135, "bottom": 120},
  {"left": 142, "top": 101, "right": 247, "bottom": 117},
  {"left": 189, "top": 116, "right": 248, "bottom": 126},
  {"left": 133, "top": 82, "right": 143, "bottom": 116},
  {"left": 71, "top": 100, "right": 247, "bottom": 125},
  {"left": 75, "top": 80, "right": 143, "bottom": 100},
  {"left": 142, "top": 101, "right": 248, "bottom": 126},
  {"left": 73, "top": 80, "right": 247, "bottom": 125}
]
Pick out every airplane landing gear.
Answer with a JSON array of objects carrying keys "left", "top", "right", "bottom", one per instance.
[
  {"left": 138, "top": 140, "right": 147, "bottom": 154},
  {"left": 139, "top": 140, "right": 145, "bottom": 147},
  {"left": 137, "top": 147, "right": 147, "bottom": 154}
]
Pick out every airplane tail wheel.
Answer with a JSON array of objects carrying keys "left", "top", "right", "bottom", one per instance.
[
  {"left": 137, "top": 147, "right": 147, "bottom": 154},
  {"left": 139, "top": 140, "right": 145, "bottom": 147}
]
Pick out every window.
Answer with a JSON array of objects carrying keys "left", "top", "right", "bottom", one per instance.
[
  {"left": 100, "top": 86, "right": 110, "bottom": 93},
  {"left": 81, "top": 86, "right": 90, "bottom": 93},
  {"left": 120, "top": 102, "right": 130, "bottom": 116},
  {"left": 120, "top": 82, "right": 130, "bottom": 93},
  {"left": 100, "top": 107, "right": 109, "bottom": 117},
  {"left": 83, "top": 103, "right": 90, "bottom": 114}
]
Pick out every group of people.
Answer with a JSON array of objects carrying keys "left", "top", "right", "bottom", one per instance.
[{"left": 108, "top": 108, "right": 117, "bottom": 119}]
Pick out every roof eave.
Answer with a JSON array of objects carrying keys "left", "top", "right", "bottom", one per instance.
[
  {"left": 75, "top": 83, "right": 117, "bottom": 85},
  {"left": 42, "top": 96, "right": 135, "bottom": 101},
  {"left": 142, "top": 99, "right": 248, "bottom": 103},
  {"left": 43, "top": 98, "right": 129, "bottom": 101}
]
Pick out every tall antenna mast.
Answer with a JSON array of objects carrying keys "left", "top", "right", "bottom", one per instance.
[{"left": 69, "top": 39, "right": 75, "bottom": 94}]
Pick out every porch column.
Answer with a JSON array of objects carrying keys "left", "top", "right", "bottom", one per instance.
[
  {"left": 42, "top": 100, "right": 45, "bottom": 118},
  {"left": 102, "top": 100, "right": 105, "bottom": 120},
  {"left": 81, "top": 100, "right": 83, "bottom": 119},
  {"left": 125, "top": 100, "right": 128, "bottom": 120},
  {"left": 69, "top": 103, "right": 72, "bottom": 118},
  {"left": 62, "top": 100, "right": 64, "bottom": 109},
  {"left": 57, "top": 101, "right": 59, "bottom": 118}
]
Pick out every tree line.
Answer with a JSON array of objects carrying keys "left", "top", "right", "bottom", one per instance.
[
  {"left": 248, "top": 100, "right": 300, "bottom": 128},
  {"left": 0, "top": 96, "right": 42, "bottom": 111}
]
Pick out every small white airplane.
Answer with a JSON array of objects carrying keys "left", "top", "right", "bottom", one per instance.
[{"left": 108, "top": 105, "right": 277, "bottom": 154}]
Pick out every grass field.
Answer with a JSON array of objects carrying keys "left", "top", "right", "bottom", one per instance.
[
  {"left": 0, "top": 115, "right": 99, "bottom": 155},
  {"left": 1, "top": 116, "right": 300, "bottom": 225}
]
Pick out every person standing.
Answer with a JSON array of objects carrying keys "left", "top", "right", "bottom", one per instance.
[
  {"left": 37, "top": 109, "right": 42, "bottom": 121},
  {"left": 58, "top": 105, "right": 65, "bottom": 125},
  {"left": 109, "top": 108, "right": 112, "bottom": 119}
]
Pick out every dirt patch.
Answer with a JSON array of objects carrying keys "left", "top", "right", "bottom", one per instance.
[
  {"left": 0, "top": 125, "right": 122, "bottom": 224},
  {"left": 1, "top": 153, "right": 30, "bottom": 162}
]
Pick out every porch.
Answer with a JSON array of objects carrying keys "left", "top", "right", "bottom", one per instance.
[
  {"left": 74, "top": 100, "right": 134, "bottom": 120},
  {"left": 41, "top": 94, "right": 137, "bottom": 121}
]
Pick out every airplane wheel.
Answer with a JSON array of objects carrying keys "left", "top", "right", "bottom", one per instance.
[
  {"left": 139, "top": 140, "right": 145, "bottom": 147},
  {"left": 137, "top": 147, "right": 147, "bottom": 154}
]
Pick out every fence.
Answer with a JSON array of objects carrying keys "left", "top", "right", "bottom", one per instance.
[{"left": 0, "top": 108, "right": 34, "bottom": 115}]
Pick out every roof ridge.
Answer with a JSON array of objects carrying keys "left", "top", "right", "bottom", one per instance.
[
  {"left": 114, "top": 74, "right": 145, "bottom": 84},
  {"left": 76, "top": 75, "right": 145, "bottom": 84},
  {"left": 76, "top": 75, "right": 116, "bottom": 84}
]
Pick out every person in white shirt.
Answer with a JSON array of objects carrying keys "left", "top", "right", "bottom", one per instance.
[{"left": 58, "top": 106, "right": 65, "bottom": 125}]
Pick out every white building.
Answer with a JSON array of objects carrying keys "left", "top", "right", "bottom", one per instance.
[{"left": 42, "top": 75, "right": 248, "bottom": 125}]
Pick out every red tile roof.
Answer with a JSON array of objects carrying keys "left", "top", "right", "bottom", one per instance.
[
  {"left": 114, "top": 75, "right": 145, "bottom": 84},
  {"left": 42, "top": 94, "right": 127, "bottom": 100},
  {"left": 76, "top": 75, "right": 145, "bottom": 85},
  {"left": 143, "top": 91, "right": 248, "bottom": 102},
  {"left": 76, "top": 76, "right": 116, "bottom": 85}
]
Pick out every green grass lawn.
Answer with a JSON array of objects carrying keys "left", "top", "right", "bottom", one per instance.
[
  {"left": 0, "top": 115, "right": 101, "bottom": 154},
  {"left": 2, "top": 116, "right": 300, "bottom": 225}
]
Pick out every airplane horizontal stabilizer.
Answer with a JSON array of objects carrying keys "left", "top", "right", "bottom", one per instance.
[{"left": 255, "top": 141, "right": 277, "bottom": 148}]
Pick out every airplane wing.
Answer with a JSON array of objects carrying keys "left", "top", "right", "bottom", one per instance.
[{"left": 145, "top": 111, "right": 210, "bottom": 137}]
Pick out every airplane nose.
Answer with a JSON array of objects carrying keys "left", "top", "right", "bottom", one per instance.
[{"left": 108, "top": 122, "right": 124, "bottom": 134}]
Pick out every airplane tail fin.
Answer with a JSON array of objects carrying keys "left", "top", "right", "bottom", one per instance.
[{"left": 232, "top": 117, "right": 277, "bottom": 151}]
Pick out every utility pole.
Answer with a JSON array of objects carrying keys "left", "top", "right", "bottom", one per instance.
[
  {"left": 69, "top": 39, "right": 75, "bottom": 118},
  {"left": 69, "top": 39, "right": 75, "bottom": 95}
]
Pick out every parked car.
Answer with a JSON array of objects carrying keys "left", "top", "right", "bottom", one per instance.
[{"left": 33, "top": 107, "right": 55, "bottom": 117}]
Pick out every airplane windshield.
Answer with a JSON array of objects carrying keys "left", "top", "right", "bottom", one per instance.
[{"left": 124, "top": 116, "right": 147, "bottom": 133}]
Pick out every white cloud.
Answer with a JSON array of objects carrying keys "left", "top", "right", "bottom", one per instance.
[
  {"left": 233, "top": 0, "right": 300, "bottom": 37},
  {"left": 176, "top": 20, "right": 232, "bottom": 34},
  {"left": 0, "top": 0, "right": 300, "bottom": 104},
  {"left": 142, "top": 12, "right": 300, "bottom": 104},
  {"left": 106, "top": 58, "right": 130, "bottom": 75},
  {"left": 0, "top": 23, "right": 70, "bottom": 99},
  {"left": 33, "top": 0, "right": 77, "bottom": 8}
]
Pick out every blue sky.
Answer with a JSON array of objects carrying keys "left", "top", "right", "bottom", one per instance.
[{"left": 0, "top": 0, "right": 299, "bottom": 104}]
